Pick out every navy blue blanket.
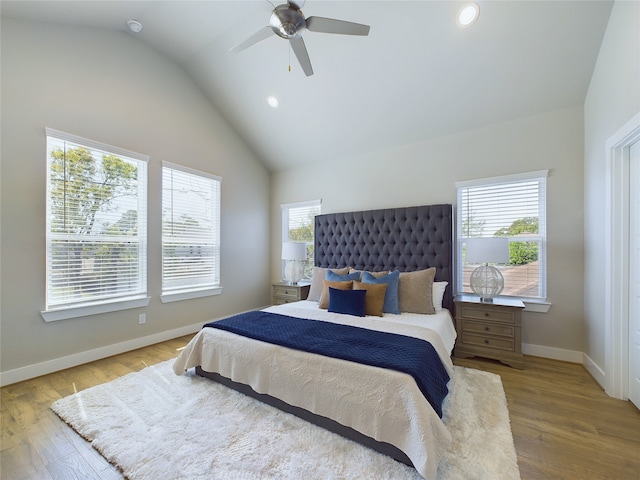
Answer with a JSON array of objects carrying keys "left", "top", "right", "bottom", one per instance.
[{"left": 204, "top": 311, "right": 450, "bottom": 417}]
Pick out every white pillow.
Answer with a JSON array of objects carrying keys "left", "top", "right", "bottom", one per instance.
[{"left": 433, "top": 281, "right": 448, "bottom": 312}]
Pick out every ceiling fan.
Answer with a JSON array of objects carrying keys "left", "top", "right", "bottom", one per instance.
[{"left": 230, "top": 0, "right": 370, "bottom": 77}]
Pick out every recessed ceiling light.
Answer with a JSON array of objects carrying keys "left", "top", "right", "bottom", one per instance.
[
  {"left": 127, "top": 19, "right": 143, "bottom": 33},
  {"left": 267, "top": 96, "right": 279, "bottom": 108},
  {"left": 457, "top": 3, "right": 480, "bottom": 28}
]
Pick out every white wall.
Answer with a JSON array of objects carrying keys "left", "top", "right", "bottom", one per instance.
[
  {"left": 584, "top": 1, "right": 640, "bottom": 373},
  {"left": 272, "top": 106, "right": 585, "bottom": 356},
  {"left": 0, "top": 18, "right": 271, "bottom": 382}
]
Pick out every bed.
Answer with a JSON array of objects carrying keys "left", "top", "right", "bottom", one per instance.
[{"left": 173, "top": 204, "right": 455, "bottom": 479}]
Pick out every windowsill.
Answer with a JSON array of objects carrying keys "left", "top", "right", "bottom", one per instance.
[
  {"left": 41, "top": 296, "right": 151, "bottom": 322},
  {"left": 522, "top": 300, "right": 552, "bottom": 313},
  {"left": 456, "top": 293, "right": 552, "bottom": 313},
  {"left": 160, "top": 286, "right": 223, "bottom": 303}
]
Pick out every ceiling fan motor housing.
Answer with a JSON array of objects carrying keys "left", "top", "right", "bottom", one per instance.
[{"left": 270, "top": 4, "right": 306, "bottom": 39}]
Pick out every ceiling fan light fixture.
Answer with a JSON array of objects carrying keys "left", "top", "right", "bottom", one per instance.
[
  {"left": 279, "top": 22, "right": 296, "bottom": 37},
  {"left": 457, "top": 3, "right": 480, "bottom": 28},
  {"left": 270, "top": 5, "right": 306, "bottom": 39}
]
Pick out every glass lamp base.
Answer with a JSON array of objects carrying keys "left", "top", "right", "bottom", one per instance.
[
  {"left": 470, "top": 264, "right": 504, "bottom": 301},
  {"left": 284, "top": 260, "right": 302, "bottom": 285}
]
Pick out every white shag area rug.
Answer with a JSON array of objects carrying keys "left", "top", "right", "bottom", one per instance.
[{"left": 52, "top": 360, "right": 520, "bottom": 480}]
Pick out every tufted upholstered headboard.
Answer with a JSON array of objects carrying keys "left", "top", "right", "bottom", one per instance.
[{"left": 314, "top": 204, "right": 454, "bottom": 314}]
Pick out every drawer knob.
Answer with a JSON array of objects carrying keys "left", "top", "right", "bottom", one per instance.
[
  {"left": 485, "top": 312, "right": 490, "bottom": 317},
  {"left": 484, "top": 339, "right": 490, "bottom": 344},
  {"left": 484, "top": 326, "right": 490, "bottom": 331}
]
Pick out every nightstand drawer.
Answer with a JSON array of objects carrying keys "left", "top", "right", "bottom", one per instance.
[
  {"left": 462, "top": 333, "right": 514, "bottom": 351},
  {"left": 274, "top": 297, "right": 296, "bottom": 305},
  {"left": 462, "top": 320, "right": 514, "bottom": 338},
  {"left": 273, "top": 286, "right": 301, "bottom": 299},
  {"left": 460, "top": 306, "right": 515, "bottom": 324}
]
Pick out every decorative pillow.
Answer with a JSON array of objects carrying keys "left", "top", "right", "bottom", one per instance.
[
  {"left": 325, "top": 270, "right": 361, "bottom": 282},
  {"left": 349, "top": 268, "right": 389, "bottom": 280},
  {"left": 433, "top": 281, "right": 448, "bottom": 312},
  {"left": 353, "top": 281, "right": 387, "bottom": 317},
  {"left": 328, "top": 287, "right": 367, "bottom": 317},
  {"left": 308, "top": 266, "right": 350, "bottom": 302},
  {"left": 319, "top": 280, "right": 354, "bottom": 309},
  {"left": 361, "top": 270, "right": 400, "bottom": 314},
  {"left": 398, "top": 267, "right": 436, "bottom": 314}
]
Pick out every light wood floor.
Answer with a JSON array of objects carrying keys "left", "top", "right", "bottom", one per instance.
[
  {"left": 454, "top": 356, "right": 640, "bottom": 479},
  {"left": 1, "top": 336, "right": 639, "bottom": 479}
]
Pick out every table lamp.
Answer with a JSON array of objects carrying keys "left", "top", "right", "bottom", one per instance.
[
  {"left": 465, "top": 237, "right": 509, "bottom": 302},
  {"left": 281, "top": 242, "right": 307, "bottom": 284}
]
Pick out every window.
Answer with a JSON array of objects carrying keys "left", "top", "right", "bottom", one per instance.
[
  {"left": 43, "top": 128, "right": 148, "bottom": 321},
  {"left": 281, "top": 199, "right": 321, "bottom": 280},
  {"left": 161, "top": 162, "right": 221, "bottom": 302},
  {"left": 456, "top": 170, "right": 548, "bottom": 302}
]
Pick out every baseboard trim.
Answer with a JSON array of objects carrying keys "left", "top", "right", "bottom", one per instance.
[
  {"left": 0, "top": 322, "right": 203, "bottom": 387},
  {"left": 522, "top": 343, "right": 584, "bottom": 364},
  {"left": 522, "top": 343, "right": 608, "bottom": 390},
  {"left": 582, "top": 353, "right": 607, "bottom": 390}
]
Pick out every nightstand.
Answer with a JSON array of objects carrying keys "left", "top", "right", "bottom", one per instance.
[
  {"left": 272, "top": 282, "right": 310, "bottom": 305},
  {"left": 454, "top": 295, "right": 525, "bottom": 369}
]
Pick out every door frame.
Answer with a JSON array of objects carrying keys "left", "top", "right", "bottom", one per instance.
[{"left": 605, "top": 112, "right": 640, "bottom": 399}]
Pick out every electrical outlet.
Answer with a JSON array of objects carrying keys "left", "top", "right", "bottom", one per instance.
[{"left": 138, "top": 313, "right": 146, "bottom": 325}]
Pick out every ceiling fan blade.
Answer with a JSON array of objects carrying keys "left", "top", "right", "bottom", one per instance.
[
  {"left": 289, "top": 37, "right": 313, "bottom": 77},
  {"left": 230, "top": 26, "right": 274, "bottom": 53},
  {"left": 306, "top": 16, "right": 370, "bottom": 36},
  {"left": 288, "top": 0, "right": 306, "bottom": 10}
]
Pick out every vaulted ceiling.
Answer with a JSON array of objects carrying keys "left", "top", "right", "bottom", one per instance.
[{"left": 1, "top": 1, "right": 613, "bottom": 171}]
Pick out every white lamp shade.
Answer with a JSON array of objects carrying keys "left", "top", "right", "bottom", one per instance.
[
  {"left": 281, "top": 242, "right": 307, "bottom": 261},
  {"left": 465, "top": 237, "right": 509, "bottom": 264}
]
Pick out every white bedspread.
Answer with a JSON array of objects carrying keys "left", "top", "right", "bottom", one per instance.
[{"left": 173, "top": 302, "right": 457, "bottom": 479}]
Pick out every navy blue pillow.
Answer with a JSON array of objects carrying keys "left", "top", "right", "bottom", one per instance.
[
  {"left": 362, "top": 270, "right": 400, "bottom": 314},
  {"left": 328, "top": 287, "right": 367, "bottom": 317},
  {"left": 325, "top": 270, "right": 361, "bottom": 282}
]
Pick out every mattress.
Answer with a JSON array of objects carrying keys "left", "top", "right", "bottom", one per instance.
[{"left": 173, "top": 301, "right": 457, "bottom": 479}]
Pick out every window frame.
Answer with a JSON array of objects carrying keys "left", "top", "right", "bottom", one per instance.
[
  {"left": 160, "top": 161, "right": 222, "bottom": 303},
  {"left": 281, "top": 199, "right": 321, "bottom": 282},
  {"left": 41, "top": 128, "right": 150, "bottom": 322},
  {"left": 455, "top": 170, "right": 550, "bottom": 309}
]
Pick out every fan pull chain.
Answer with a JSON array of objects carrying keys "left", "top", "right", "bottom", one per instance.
[{"left": 288, "top": 45, "right": 291, "bottom": 72}]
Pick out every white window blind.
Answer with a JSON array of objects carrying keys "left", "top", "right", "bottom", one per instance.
[
  {"left": 281, "top": 199, "right": 321, "bottom": 280},
  {"left": 162, "top": 163, "right": 221, "bottom": 295},
  {"left": 456, "top": 170, "right": 548, "bottom": 301},
  {"left": 45, "top": 128, "right": 148, "bottom": 311}
]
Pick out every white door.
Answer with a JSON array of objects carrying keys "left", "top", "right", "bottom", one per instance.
[{"left": 629, "top": 140, "right": 640, "bottom": 409}]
